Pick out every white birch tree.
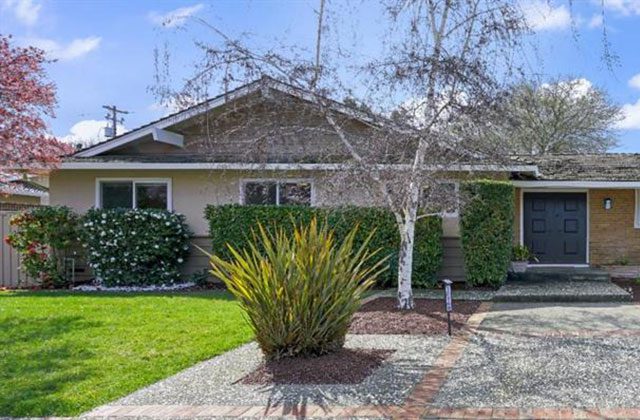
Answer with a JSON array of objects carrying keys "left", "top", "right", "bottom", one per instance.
[{"left": 153, "top": 0, "right": 528, "bottom": 309}]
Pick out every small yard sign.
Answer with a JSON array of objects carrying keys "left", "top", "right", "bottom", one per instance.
[{"left": 442, "top": 279, "right": 453, "bottom": 336}]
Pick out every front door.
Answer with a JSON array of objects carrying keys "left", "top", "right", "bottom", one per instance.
[{"left": 523, "top": 192, "right": 587, "bottom": 264}]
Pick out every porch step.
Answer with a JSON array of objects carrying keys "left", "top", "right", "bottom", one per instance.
[
  {"left": 514, "top": 267, "right": 610, "bottom": 283},
  {"left": 494, "top": 279, "right": 632, "bottom": 303}
]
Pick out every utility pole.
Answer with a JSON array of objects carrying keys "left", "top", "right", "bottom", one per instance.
[{"left": 102, "top": 105, "right": 129, "bottom": 138}]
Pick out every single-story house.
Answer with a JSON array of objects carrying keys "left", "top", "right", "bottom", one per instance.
[
  {"left": 46, "top": 78, "right": 640, "bottom": 281},
  {"left": 0, "top": 175, "right": 49, "bottom": 211}
]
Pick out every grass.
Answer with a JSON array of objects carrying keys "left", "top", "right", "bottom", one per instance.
[{"left": 0, "top": 290, "right": 253, "bottom": 417}]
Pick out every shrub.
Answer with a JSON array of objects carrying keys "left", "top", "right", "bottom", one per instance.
[
  {"left": 205, "top": 205, "right": 442, "bottom": 287},
  {"left": 209, "top": 218, "right": 386, "bottom": 360},
  {"left": 512, "top": 244, "right": 531, "bottom": 262},
  {"left": 5, "top": 206, "right": 80, "bottom": 288},
  {"left": 81, "top": 208, "right": 191, "bottom": 286},
  {"left": 460, "top": 180, "right": 514, "bottom": 287}
]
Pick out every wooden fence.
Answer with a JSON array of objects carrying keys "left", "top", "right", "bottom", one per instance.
[{"left": 0, "top": 211, "right": 35, "bottom": 288}]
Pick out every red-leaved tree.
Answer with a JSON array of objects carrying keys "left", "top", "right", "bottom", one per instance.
[{"left": 0, "top": 35, "right": 72, "bottom": 179}]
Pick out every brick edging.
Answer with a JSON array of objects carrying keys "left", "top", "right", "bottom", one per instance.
[{"left": 399, "top": 301, "right": 493, "bottom": 418}]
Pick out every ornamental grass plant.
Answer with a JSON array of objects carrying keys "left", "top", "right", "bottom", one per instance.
[{"left": 209, "top": 218, "right": 387, "bottom": 360}]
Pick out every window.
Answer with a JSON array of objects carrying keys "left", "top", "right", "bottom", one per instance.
[
  {"left": 421, "top": 181, "right": 459, "bottom": 217},
  {"left": 242, "top": 180, "right": 312, "bottom": 206},
  {"left": 97, "top": 179, "right": 171, "bottom": 210}
]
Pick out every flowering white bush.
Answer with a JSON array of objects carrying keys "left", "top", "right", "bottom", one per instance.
[{"left": 82, "top": 208, "right": 191, "bottom": 286}]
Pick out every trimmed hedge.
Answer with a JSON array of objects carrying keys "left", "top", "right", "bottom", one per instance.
[
  {"left": 460, "top": 180, "right": 514, "bottom": 287},
  {"left": 205, "top": 205, "right": 443, "bottom": 287},
  {"left": 81, "top": 208, "right": 191, "bottom": 286}
]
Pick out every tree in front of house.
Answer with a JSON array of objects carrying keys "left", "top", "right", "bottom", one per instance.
[
  {"left": 0, "top": 35, "right": 72, "bottom": 178},
  {"left": 500, "top": 78, "right": 621, "bottom": 155},
  {"left": 152, "top": 0, "right": 529, "bottom": 309}
]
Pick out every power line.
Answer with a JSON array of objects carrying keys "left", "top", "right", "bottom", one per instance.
[{"left": 102, "top": 105, "right": 129, "bottom": 138}]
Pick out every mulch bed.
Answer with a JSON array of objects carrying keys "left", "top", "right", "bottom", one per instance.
[
  {"left": 612, "top": 280, "right": 640, "bottom": 303},
  {"left": 349, "top": 298, "right": 481, "bottom": 335},
  {"left": 240, "top": 348, "right": 393, "bottom": 385}
]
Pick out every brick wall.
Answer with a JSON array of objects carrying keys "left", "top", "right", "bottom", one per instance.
[{"left": 589, "top": 189, "right": 640, "bottom": 265}]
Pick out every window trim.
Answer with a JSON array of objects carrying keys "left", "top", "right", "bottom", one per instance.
[
  {"left": 239, "top": 178, "right": 315, "bottom": 206},
  {"left": 95, "top": 177, "right": 173, "bottom": 211}
]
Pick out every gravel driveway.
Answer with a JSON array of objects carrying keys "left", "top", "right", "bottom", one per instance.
[{"left": 433, "top": 302, "right": 640, "bottom": 409}]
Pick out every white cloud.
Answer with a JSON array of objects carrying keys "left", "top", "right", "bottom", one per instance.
[
  {"left": 522, "top": 1, "right": 572, "bottom": 31},
  {"left": 58, "top": 120, "right": 127, "bottom": 147},
  {"left": 588, "top": 14, "right": 603, "bottom": 28},
  {"left": 541, "top": 78, "right": 594, "bottom": 99},
  {"left": 629, "top": 73, "right": 640, "bottom": 90},
  {"left": 148, "top": 3, "right": 203, "bottom": 28},
  {"left": 601, "top": 0, "right": 640, "bottom": 15},
  {"left": 1, "top": 0, "right": 41, "bottom": 26},
  {"left": 23, "top": 36, "right": 101, "bottom": 61},
  {"left": 616, "top": 99, "right": 640, "bottom": 130}
]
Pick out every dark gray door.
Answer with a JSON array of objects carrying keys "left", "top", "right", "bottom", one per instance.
[{"left": 523, "top": 193, "right": 587, "bottom": 264}]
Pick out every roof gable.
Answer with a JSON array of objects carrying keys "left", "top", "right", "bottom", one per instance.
[{"left": 74, "top": 77, "right": 374, "bottom": 158}]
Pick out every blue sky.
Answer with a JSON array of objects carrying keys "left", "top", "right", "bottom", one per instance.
[{"left": 2, "top": 0, "right": 640, "bottom": 151}]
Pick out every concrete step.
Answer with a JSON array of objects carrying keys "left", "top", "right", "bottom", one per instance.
[
  {"left": 513, "top": 268, "right": 610, "bottom": 283},
  {"left": 494, "top": 279, "right": 632, "bottom": 303}
]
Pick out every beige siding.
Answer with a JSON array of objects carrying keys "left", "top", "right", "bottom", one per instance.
[{"left": 49, "top": 169, "right": 385, "bottom": 236}]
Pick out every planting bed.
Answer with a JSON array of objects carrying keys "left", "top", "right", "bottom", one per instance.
[
  {"left": 349, "top": 297, "right": 481, "bottom": 335},
  {"left": 241, "top": 348, "right": 393, "bottom": 385}
]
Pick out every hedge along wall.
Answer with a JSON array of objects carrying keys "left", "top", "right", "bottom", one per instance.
[
  {"left": 205, "top": 205, "right": 443, "bottom": 287},
  {"left": 460, "top": 180, "right": 515, "bottom": 287}
]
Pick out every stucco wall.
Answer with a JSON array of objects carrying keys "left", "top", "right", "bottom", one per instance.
[{"left": 48, "top": 169, "right": 387, "bottom": 237}]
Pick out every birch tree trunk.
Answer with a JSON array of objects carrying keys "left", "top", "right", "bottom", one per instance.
[
  {"left": 397, "top": 178, "right": 421, "bottom": 310},
  {"left": 397, "top": 218, "right": 416, "bottom": 310}
]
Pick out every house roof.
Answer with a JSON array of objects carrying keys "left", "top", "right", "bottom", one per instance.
[
  {"left": 0, "top": 178, "right": 49, "bottom": 197},
  {"left": 60, "top": 154, "right": 540, "bottom": 173},
  {"left": 514, "top": 154, "right": 640, "bottom": 181}
]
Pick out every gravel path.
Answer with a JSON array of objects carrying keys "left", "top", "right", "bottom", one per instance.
[
  {"left": 433, "top": 303, "right": 640, "bottom": 408},
  {"left": 101, "top": 334, "right": 449, "bottom": 409},
  {"left": 374, "top": 288, "right": 495, "bottom": 301}
]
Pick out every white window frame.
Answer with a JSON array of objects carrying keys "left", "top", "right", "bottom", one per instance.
[
  {"left": 635, "top": 190, "right": 640, "bottom": 229},
  {"left": 95, "top": 178, "right": 173, "bottom": 211},
  {"left": 240, "top": 179, "right": 315, "bottom": 206}
]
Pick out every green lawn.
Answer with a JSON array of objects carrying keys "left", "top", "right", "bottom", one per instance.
[{"left": 0, "top": 291, "right": 253, "bottom": 417}]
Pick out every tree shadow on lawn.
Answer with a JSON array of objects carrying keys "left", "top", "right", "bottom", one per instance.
[{"left": 0, "top": 316, "right": 99, "bottom": 417}]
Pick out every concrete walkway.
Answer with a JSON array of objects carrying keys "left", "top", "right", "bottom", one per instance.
[{"left": 81, "top": 301, "right": 640, "bottom": 419}]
